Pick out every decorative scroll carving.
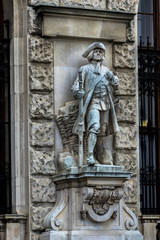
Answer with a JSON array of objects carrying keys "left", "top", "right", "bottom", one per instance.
[
  {"left": 123, "top": 201, "right": 138, "bottom": 230},
  {"left": 81, "top": 186, "right": 123, "bottom": 223},
  {"left": 43, "top": 189, "right": 68, "bottom": 231}
]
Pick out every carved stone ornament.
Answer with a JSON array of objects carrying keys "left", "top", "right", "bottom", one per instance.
[
  {"left": 81, "top": 186, "right": 123, "bottom": 222},
  {"left": 43, "top": 189, "right": 68, "bottom": 231},
  {"left": 123, "top": 201, "right": 138, "bottom": 230}
]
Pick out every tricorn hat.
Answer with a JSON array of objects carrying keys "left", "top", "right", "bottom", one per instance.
[{"left": 82, "top": 42, "right": 106, "bottom": 58}]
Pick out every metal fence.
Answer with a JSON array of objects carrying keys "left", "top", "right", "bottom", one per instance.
[{"left": 139, "top": 37, "right": 160, "bottom": 214}]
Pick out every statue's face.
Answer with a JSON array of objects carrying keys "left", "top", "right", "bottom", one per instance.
[{"left": 92, "top": 48, "right": 105, "bottom": 61}]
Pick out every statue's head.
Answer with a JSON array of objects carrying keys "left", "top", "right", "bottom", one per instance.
[{"left": 82, "top": 42, "right": 106, "bottom": 63}]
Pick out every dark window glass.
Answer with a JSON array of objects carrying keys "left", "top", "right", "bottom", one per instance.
[
  {"left": 138, "top": 14, "right": 154, "bottom": 46},
  {"left": 138, "top": 0, "right": 153, "bottom": 13}
]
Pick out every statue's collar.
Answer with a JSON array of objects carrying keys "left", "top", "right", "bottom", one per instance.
[{"left": 87, "top": 63, "right": 107, "bottom": 75}]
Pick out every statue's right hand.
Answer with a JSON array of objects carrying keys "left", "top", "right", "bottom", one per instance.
[{"left": 75, "top": 89, "right": 85, "bottom": 100}]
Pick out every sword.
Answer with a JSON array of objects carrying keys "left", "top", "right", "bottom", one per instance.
[{"left": 78, "top": 70, "right": 84, "bottom": 167}]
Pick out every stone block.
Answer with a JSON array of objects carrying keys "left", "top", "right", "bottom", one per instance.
[
  {"left": 30, "top": 122, "right": 54, "bottom": 147},
  {"left": 127, "top": 20, "right": 135, "bottom": 42},
  {"left": 28, "top": 0, "right": 59, "bottom": 5},
  {"left": 31, "top": 233, "right": 40, "bottom": 240},
  {"left": 31, "top": 178, "right": 56, "bottom": 202},
  {"left": 113, "top": 44, "right": 136, "bottom": 68},
  {"left": 31, "top": 206, "right": 52, "bottom": 230},
  {"left": 43, "top": 15, "right": 126, "bottom": 42},
  {"left": 123, "top": 179, "right": 137, "bottom": 203},
  {"left": 29, "top": 36, "right": 53, "bottom": 63},
  {"left": 30, "top": 64, "right": 53, "bottom": 91},
  {"left": 30, "top": 149, "right": 55, "bottom": 175},
  {"left": 114, "top": 126, "right": 137, "bottom": 150},
  {"left": 117, "top": 98, "right": 136, "bottom": 123},
  {"left": 114, "top": 71, "right": 136, "bottom": 96},
  {"left": 60, "top": 0, "right": 106, "bottom": 9},
  {"left": 30, "top": 93, "right": 54, "bottom": 119},
  {"left": 28, "top": 8, "right": 41, "bottom": 34},
  {"left": 107, "top": 0, "right": 136, "bottom": 12},
  {"left": 114, "top": 152, "right": 137, "bottom": 176}
]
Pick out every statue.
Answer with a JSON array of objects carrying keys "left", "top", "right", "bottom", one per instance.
[{"left": 71, "top": 42, "right": 119, "bottom": 166}]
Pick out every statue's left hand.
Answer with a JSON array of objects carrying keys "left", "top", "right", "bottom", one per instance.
[
  {"left": 112, "top": 76, "right": 119, "bottom": 86},
  {"left": 75, "top": 89, "right": 85, "bottom": 100}
]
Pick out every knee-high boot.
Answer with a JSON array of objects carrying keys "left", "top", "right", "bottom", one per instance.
[{"left": 87, "top": 132, "right": 97, "bottom": 165}]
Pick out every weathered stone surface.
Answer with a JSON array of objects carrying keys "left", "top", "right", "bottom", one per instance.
[
  {"left": 30, "top": 122, "right": 54, "bottom": 147},
  {"left": 31, "top": 206, "right": 52, "bottom": 230},
  {"left": 117, "top": 98, "right": 136, "bottom": 123},
  {"left": 107, "top": 0, "right": 136, "bottom": 12},
  {"left": 31, "top": 178, "right": 56, "bottom": 202},
  {"left": 30, "top": 149, "right": 55, "bottom": 175},
  {"left": 61, "top": 0, "right": 106, "bottom": 9},
  {"left": 129, "top": 207, "right": 138, "bottom": 218},
  {"left": 30, "top": 93, "right": 54, "bottom": 119},
  {"left": 114, "top": 152, "right": 137, "bottom": 176},
  {"left": 127, "top": 20, "right": 135, "bottom": 42},
  {"left": 29, "top": 36, "right": 53, "bottom": 63},
  {"left": 31, "top": 234, "right": 40, "bottom": 240},
  {"left": 56, "top": 101, "right": 79, "bottom": 156},
  {"left": 114, "top": 71, "right": 136, "bottom": 96},
  {"left": 28, "top": 8, "right": 41, "bottom": 34},
  {"left": 123, "top": 179, "right": 137, "bottom": 203},
  {"left": 28, "top": 0, "right": 59, "bottom": 5},
  {"left": 30, "top": 65, "right": 53, "bottom": 91},
  {"left": 114, "top": 126, "right": 137, "bottom": 150},
  {"left": 113, "top": 44, "right": 136, "bottom": 68}
]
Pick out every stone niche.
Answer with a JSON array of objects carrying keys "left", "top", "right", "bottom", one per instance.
[{"left": 33, "top": 6, "right": 143, "bottom": 240}]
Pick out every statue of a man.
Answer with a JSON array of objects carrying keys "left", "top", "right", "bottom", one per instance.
[{"left": 72, "top": 42, "right": 119, "bottom": 166}]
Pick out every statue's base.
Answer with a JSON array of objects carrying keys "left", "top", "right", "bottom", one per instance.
[
  {"left": 40, "top": 165, "right": 143, "bottom": 240},
  {"left": 41, "top": 230, "right": 143, "bottom": 240}
]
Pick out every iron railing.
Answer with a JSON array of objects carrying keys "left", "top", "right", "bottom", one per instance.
[
  {"left": 139, "top": 37, "right": 160, "bottom": 214},
  {"left": 0, "top": 20, "right": 11, "bottom": 214}
]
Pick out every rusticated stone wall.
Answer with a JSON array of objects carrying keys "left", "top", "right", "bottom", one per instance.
[
  {"left": 28, "top": 0, "right": 137, "bottom": 12},
  {"left": 28, "top": 0, "right": 139, "bottom": 239},
  {"left": 113, "top": 19, "right": 138, "bottom": 214},
  {"left": 29, "top": 12, "right": 56, "bottom": 239}
]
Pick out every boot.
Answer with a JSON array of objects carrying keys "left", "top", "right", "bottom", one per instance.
[{"left": 87, "top": 132, "right": 97, "bottom": 166}]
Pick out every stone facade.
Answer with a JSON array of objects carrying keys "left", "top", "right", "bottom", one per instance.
[
  {"left": 114, "top": 152, "right": 137, "bottom": 176},
  {"left": 26, "top": 0, "right": 139, "bottom": 239},
  {"left": 107, "top": 0, "right": 137, "bottom": 12},
  {"left": 30, "top": 64, "right": 53, "bottom": 91},
  {"left": 31, "top": 178, "right": 56, "bottom": 202},
  {"left": 31, "top": 206, "right": 52, "bottom": 230},
  {"left": 30, "top": 150, "right": 55, "bottom": 175},
  {"left": 29, "top": 8, "right": 56, "bottom": 238},
  {"left": 117, "top": 98, "right": 136, "bottom": 123},
  {"left": 28, "top": 0, "right": 137, "bottom": 12},
  {"left": 30, "top": 93, "right": 54, "bottom": 119},
  {"left": 29, "top": 37, "right": 53, "bottom": 63},
  {"left": 114, "top": 71, "right": 136, "bottom": 96},
  {"left": 113, "top": 44, "right": 136, "bottom": 69},
  {"left": 0, "top": 0, "right": 144, "bottom": 239}
]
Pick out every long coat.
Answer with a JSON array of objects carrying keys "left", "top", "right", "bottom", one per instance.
[{"left": 71, "top": 63, "right": 119, "bottom": 135}]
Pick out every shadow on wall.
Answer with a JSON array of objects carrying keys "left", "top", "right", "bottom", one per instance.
[{"left": 157, "top": 224, "right": 160, "bottom": 240}]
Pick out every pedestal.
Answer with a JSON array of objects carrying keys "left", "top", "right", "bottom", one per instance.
[{"left": 40, "top": 165, "right": 143, "bottom": 240}]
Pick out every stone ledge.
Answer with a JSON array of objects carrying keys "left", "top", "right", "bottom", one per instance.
[
  {"left": 0, "top": 214, "right": 27, "bottom": 223},
  {"left": 53, "top": 165, "right": 131, "bottom": 189},
  {"left": 36, "top": 6, "right": 135, "bottom": 19}
]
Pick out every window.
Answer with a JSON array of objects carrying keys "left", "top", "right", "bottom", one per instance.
[
  {"left": 0, "top": 0, "right": 11, "bottom": 214},
  {"left": 138, "top": 0, "right": 160, "bottom": 214}
]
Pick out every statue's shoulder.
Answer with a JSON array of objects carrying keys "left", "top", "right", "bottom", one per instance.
[
  {"left": 79, "top": 64, "right": 92, "bottom": 72},
  {"left": 101, "top": 65, "right": 110, "bottom": 73}
]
